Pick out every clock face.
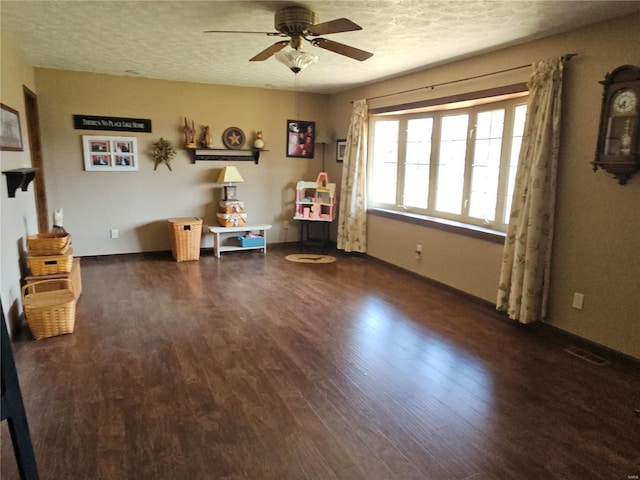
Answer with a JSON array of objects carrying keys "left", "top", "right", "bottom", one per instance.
[{"left": 612, "top": 89, "right": 637, "bottom": 114}]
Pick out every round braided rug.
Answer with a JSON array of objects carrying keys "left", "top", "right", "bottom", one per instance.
[{"left": 285, "top": 254, "right": 336, "bottom": 264}]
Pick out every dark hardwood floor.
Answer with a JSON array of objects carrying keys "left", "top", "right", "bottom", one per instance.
[{"left": 2, "top": 246, "right": 639, "bottom": 480}]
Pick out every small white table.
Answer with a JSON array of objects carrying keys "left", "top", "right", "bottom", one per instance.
[{"left": 208, "top": 224, "right": 272, "bottom": 258}]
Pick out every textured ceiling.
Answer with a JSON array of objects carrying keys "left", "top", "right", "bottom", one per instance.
[{"left": 2, "top": 1, "right": 639, "bottom": 94}]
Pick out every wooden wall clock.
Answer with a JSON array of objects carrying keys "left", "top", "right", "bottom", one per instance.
[{"left": 593, "top": 65, "right": 640, "bottom": 184}]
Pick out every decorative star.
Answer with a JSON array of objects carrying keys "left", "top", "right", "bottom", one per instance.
[
  {"left": 228, "top": 131, "right": 241, "bottom": 145},
  {"left": 150, "top": 137, "right": 176, "bottom": 171}
]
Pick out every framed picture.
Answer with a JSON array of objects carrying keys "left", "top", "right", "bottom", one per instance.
[
  {"left": 0, "top": 103, "right": 23, "bottom": 151},
  {"left": 286, "top": 120, "right": 315, "bottom": 158},
  {"left": 336, "top": 138, "right": 347, "bottom": 163},
  {"left": 83, "top": 135, "right": 138, "bottom": 171}
]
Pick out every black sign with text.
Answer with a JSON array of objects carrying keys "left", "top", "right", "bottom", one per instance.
[{"left": 73, "top": 114, "right": 152, "bottom": 132}]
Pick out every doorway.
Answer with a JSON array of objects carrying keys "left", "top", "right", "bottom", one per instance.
[{"left": 23, "top": 86, "right": 48, "bottom": 233}]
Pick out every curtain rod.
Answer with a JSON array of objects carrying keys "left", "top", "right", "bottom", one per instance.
[{"left": 359, "top": 53, "right": 577, "bottom": 103}]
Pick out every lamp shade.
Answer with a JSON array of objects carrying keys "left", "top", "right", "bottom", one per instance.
[
  {"left": 275, "top": 49, "right": 318, "bottom": 74},
  {"left": 315, "top": 128, "right": 333, "bottom": 145},
  {"left": 217, "top": 166, "right": 244, "bottom": 184}
]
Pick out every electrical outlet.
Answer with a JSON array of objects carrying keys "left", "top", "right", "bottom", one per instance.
[
  {"left": 110, "top": 229, "right": 119, "bottom": 239},
  {"left": 284, "top": 221, "right": 290, "bottom": 229},
  {"left": 415, "top": 244, "right": 422, "bottom": 258},
  {"left": 572, "top": 293, "right": 584, "bottom": 310}
]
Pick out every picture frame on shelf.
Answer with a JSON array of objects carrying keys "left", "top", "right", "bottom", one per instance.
[
  {"left": 83, "top": 135, "right": 138, "bottom": 171},
  {"left": 336, "top": 138, "right": 347, "bottom": 163},
  {"left": 286, "top": 120, "right": 315, "bottom": 158},
  {"left": 0, "top": 103, "right": 23, "bottom": 151}
]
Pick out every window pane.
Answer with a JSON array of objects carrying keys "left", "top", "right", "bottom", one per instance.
[
  {"left": 504, "top": 104, "right": 527, "bottom": 224},
  {"left": 371, "top": 120, "right": 399, "bottom": 204},
  {"left": 436, "top": 114, "right": 468, "bottom": 214},
  {"left": 469, "top": 109, "right": 504, "bottom": 222},
  {"left": 403, "top": 118, "right": 433, "bottom": 208}
]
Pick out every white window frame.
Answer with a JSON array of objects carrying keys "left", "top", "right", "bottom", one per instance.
[{"left": 368, "top": 95, "right": 528, "bottom": 233}]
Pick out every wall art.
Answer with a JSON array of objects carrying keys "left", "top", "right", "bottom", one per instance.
[
  {"left": 83, "top": 135, "right": 138, "bottom": 171},
  {"left": 0, "top": 103, "right": 23, "bottom": 151},
  {"left": 336, "top": 138, "right": 347, "bottom": 163},
  {"left": 286, "top": 120, "right": 315, "bottom": 158}
]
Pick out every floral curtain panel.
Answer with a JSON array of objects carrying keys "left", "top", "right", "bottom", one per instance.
[
  {"left": 337, "top": 99, "right": 368, "bottom": 253},
  {"left": 497, "top": 57, "right": 565, "bottom": 323}
]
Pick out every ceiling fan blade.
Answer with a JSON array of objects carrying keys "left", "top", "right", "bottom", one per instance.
[
  {"left": 306, "top": 18, "right": 362, "bottom": 36},
  {"left": 249, "top": 40, "right": 289, "bottom": 62},
  {"left": 311, "top": 38, "right": 373, "bottom": 61},
  {"left": 204, "top": 30, "right": 283, "bottom": 36}
]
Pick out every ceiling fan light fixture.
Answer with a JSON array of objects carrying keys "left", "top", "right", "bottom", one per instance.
[{"left": 275, "top": 49, "right": 318, "bottom": 74}]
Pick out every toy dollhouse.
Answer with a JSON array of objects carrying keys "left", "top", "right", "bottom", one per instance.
[{"left": 294, "top": 172, "right": 336, "bottom": 221}]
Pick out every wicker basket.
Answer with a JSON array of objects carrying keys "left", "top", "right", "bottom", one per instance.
[
  {"left": 216, "top": 213, "right": 247, "bottom": 227},
  {"left": 22, "top": 279, "right": 76, "bottom": 340},
  {"left": 27, "top": 232, "right": 71, "bottom": 256},
  {"left": 27, "top": 250, "right": 74, "bottom": 276},
  {"left": 167, "top": 217, "right": 202, "bottom": 262},
  {"left": 219, "top": 201, "right": 245, "bottom": 213}
]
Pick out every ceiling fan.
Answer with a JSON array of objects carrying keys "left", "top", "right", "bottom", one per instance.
[{"left": 205, "top": 5, "right": 373, "bottom": 70}]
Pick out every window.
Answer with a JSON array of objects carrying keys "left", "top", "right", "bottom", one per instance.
[{"left": 369, "top": 96, "right": 527, "bottom": 232}]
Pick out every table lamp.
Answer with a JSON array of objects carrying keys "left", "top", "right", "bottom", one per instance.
[{"left": 217, "top": 166, "right": 244, "bottom": 201}]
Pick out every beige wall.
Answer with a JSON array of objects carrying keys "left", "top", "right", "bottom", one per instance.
[
  {"left": 0, "top": 33, "right": 39, "bottom": 330},
  {"left": 35, "top": 70, "right": 331, "bottom": 256},
  {"left": 330, "top": 13, "right": 640, "bottom": 359}
]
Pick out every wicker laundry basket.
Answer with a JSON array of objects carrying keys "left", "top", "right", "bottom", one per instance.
[
  {"left": 22, "top": 279, "right": 76, "bottom": 340},
  {"left": 167, "top": 217, "right": 203, "bottom": 262},
  {"left": 27, "top": 232, "right": 71, "bottom": 256},
  {"left": 27, "top": 250, "right": 74, "bottom": 276}
]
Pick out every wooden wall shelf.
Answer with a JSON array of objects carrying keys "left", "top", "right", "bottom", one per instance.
[
  {"left": 2, "top": 168, "right": 37, "bottom": 198},
  {"left": 188, "top": 148, "right": 266, "bottom": 164}
]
